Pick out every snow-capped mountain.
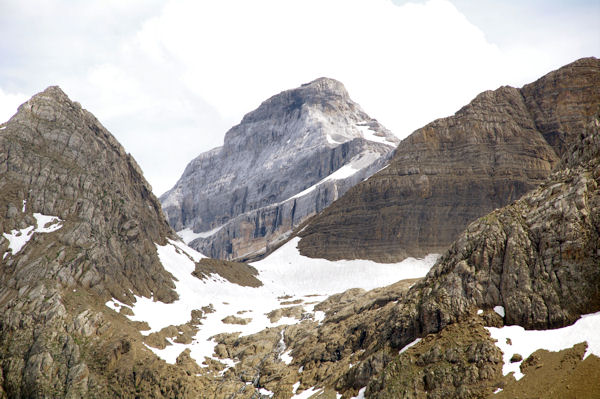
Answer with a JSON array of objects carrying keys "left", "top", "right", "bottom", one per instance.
[{"left": 160, "top": 77, "right": 399, "bottom": 260}]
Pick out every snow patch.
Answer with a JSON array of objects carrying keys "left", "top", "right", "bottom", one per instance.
[
  {"left": 255, "top": 237, "right": 438, "bottom": 294},
  {"left": 477, "top": 309, "right": 483, "bottom": 315},
  {"left": 33, "top": 213, "right": 63, "bottom": 233},
  {"left": 313, "top": 311, "right": 326, "bottom": 323},
  {"left": 494, "top": 306, "right": 505, "bottom": 318},
  {"left": 287, "top": 151, "right": 381, "bottom": 201},
  {"left": 351, "top": 387, "right": 366, "bottom": 399},
  {"left": 355, "top": 122, "right": 395, "bottom": 145},
  {"left": 399, "top": 338, "right": 422, "bottom": 354},
  {"left": 292, "top": 381, "right": 300, "bottom": 394},
  {"left": 258, "top": 387, "right": 274, "bottom": 397},
  {"left": 281, "top": 350, "right": 293, "bottom": 365},
  {"left": 2, "top": 213, "right": 63, "bottom": 258},
  {"left": 486, "top": 311, "right": 600, "bottom": 380},
  {"left": 177, "top": 226, "right": 223, "bottom": 244},
  {"left": 107, "top": 237, "right": 438, "bottom": 370}
]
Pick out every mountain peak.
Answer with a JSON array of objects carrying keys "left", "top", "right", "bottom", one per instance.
[
  {"left": 1, "top": 86, "right": 177, "bottom": 303},
  {"left": 161, "top": 79, "right": 398, "bottom": 259},
  {"left": 300, "top": 77, "right": 348, "bottom": 96}
]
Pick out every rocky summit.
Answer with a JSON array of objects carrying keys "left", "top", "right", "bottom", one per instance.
[
  {"left": 297, "top": 57, "right": 600, "bottom": 262},
  {"left": 160, "top": 77, "right": 399, "bottom": 261},
  {"left": 0, "top": 87, "right": 214, "bottom": 397}
]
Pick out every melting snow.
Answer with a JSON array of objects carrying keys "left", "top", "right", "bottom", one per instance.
[
  {"left": 107, "top": 237, "right": 438, "bottom": 369},
  {"left": 292, "top": 381, "right": 301, "bottom": 394},
  {"left": 287, "top": 151, "right": 381, "bottom": 201},
  {"left": 486, "top": 311, "right": 600, "bottom": 380},
  {"left": 281, "top": 350, "right": 293, "bottom": 365},
  {"left": 177, "top": 226, "right": 223, "bottom": 244},
  {"left": 2, "top": 213, "right": 63, "bottom": 258},
  {"left": 258, "top": 387, "right": 274, "bottom": 397},
  {"left": 351, "top": 387, "right": 367, "bottom": 399},
  {"left": 494, "top": 306, "right": 505, "bottom": 318},
  {"left": 355, "top": 122, "right": 395, "bottom": 145},
  {"left": 399, "top": 338, "right": 422, "bottom": 354}
]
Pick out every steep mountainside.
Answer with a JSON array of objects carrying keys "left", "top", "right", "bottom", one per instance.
[
  {"left": 297, "top": 57, "right": 600, "bottom": 262},
  {"left": 0, "top": 87, "right": 214, "bottom": 397},
  {"left": 160, "top": 78, "right": 399, "bottom": 260}
]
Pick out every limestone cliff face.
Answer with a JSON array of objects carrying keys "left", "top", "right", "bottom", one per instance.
[
  {"left": 160, "top": 78, "right": 398, "bottom": 260},
  {"left": 298, "top": 57, "right": 600, "bottom": 262},
  {"left": 0, "top": 88, "right": 207, "bottom": 397}
]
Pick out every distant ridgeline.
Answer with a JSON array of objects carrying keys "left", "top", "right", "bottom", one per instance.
[
  {"left": 160, "top": 77, "right": 399, "bottom": 261},
  {"left": 297, "top": 57, "right": 600, "bottom": 263}
]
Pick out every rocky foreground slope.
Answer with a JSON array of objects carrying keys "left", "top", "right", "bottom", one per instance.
[
  {"left": 297, "top": 57, "right": 600, "bottom": 262},
  {"left": 201, "top": 109, "right": 600, "bottom": 398},
  {"left": 160, "top": 78, "right": 399, "bottom": 261},
  {"left": 0, "top": 87, "right": 222, "bottom": 397}
]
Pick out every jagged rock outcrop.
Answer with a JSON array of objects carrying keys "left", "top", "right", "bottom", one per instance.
[
  {"left": 297, "top": 57, "right": 600, "bottom": 262},
  {"left": 160, "top": 77, "right": 399, "bottom": 260},
  {"left": 0, "top": 86, "right": 177, "bottom": 303},
  {"left": 0, "top": 87, "right": 211, "bottom": 397}
]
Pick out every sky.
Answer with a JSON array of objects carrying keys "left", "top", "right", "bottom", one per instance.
[{"left": 1, "top": 0, "right": 598, "bottom": 195}]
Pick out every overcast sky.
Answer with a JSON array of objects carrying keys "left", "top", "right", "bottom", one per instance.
[{"left": 1, "top": 0, "right": 598, "bottom": 195}]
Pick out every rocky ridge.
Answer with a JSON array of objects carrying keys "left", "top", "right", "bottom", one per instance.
[
  {"left": 0, "top": 87, "right": 221, "bottom": 397},
  {"left": 160, "top": 77, "right": 399, "bottom": 260},
  {"left": 297, "top": 57, "right": 600, "bottom": 262},
  {"left": 203, "top": 109, "right": 599, "bottom": 398}
]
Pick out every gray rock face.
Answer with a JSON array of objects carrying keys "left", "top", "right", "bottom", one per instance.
[{"left": 160, "top": 77, "right": 399, "bottom": 260}]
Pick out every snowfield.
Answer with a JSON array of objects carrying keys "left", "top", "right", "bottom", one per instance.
[
  {"left": 106, "top": 236, "right": 439, "bottom": 367},
  {"left": 2, "top": 211, "right": 63, "bottom": 259},
  {"left": 486, "top": 311, "right": 600, "bottom": 380}
]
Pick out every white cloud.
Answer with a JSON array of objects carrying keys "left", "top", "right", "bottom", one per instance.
[
  {"left": 133, "top": 0, "right": 508, "bottom": 139},
  {"left": 0, "top": 0, "right": 597, "bottom": 194},
  {"left": 0, "top": 88, "right": 27, "bottom": 123}
]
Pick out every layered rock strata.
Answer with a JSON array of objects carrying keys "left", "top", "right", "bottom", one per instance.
[
  {"left": 297, "top": 57, "right": 600, "bottom": 262},
  {"left": 160, "top": 77, "right": 399, "bottom": 260},
  {"left": 207, "top": 112, "right": 599, "bottom": 398},
  {"left": 0, "top": 87, "right": 213, "bottom": 397}
]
